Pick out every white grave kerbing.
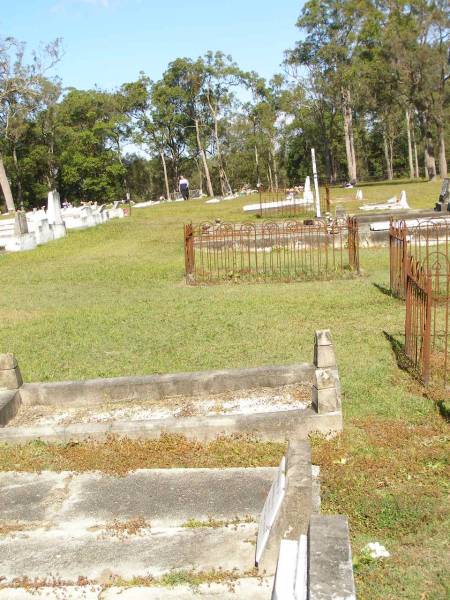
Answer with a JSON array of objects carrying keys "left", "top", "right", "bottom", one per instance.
[{"left": 255, "top": 456, "right": 286, "bottom": 565}]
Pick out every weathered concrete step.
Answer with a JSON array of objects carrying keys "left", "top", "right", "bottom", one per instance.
[
  {"left": 1, "top": 468, "right": 275, "bottom": 527},
  {"left": 0, "top": 578, "right": 273, "bottom": 599},
  {"left": 0, "top": 523, "right": 258, "bottom": 581}
]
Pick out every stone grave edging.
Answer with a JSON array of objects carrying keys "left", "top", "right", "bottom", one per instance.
[{"left": 0, "top": 329, "right": 343, "bottom": 443}]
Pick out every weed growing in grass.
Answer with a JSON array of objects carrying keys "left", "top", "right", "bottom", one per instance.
[{"left": 312, "top": 415, "right": 449, "bottom": 599}]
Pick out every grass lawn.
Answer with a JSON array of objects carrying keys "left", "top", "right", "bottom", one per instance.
[{"left": 0, "top": 179, "right": 448, "bottom": 598}]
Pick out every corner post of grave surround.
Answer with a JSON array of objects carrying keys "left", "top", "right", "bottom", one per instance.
[
  {"left": 312, "top": 330, "right": 341, "bottom": 414},
  {"left": 0, "top": 353, "right": 23, "bottom": 390},
  {"left": 0, "top": 353, "right": 23, "bottom": 426}
]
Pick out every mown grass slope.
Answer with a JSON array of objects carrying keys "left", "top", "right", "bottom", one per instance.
[{"left": 0, "top": 179, "right": 448, "bottom": 598}]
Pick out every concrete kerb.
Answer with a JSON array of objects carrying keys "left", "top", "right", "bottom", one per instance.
[
  {"left": 18, "top": 363, "right": 315, "bottom": 408},
  {"left": 308, "top": 515, "right": 356, "bottom": 600},
  {"left": 257, "top": 440, "right": 313, "bottom": 574},
  {"left": 0, "top": 407, "right": 342, "bottom": 445}
]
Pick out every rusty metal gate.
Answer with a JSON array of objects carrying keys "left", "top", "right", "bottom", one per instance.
[{"left": 405, "top": 252, "right": 449, "bottom": 387}]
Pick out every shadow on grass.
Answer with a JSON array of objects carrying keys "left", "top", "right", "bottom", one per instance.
[
  {"left": 373, "top": 283, "right": 393, "bottom": 298},
  {"left": 383, "top": 331, "right": 419, "bottom": 375},
  {"left": 384, "top": 331, "right": 450, "bottom": 421},
  {"left": 373, "top": 282, "right": 407, "bottom": 300},
  {"left": 437, "top": 399, "right": 450, "bottom": 421}
]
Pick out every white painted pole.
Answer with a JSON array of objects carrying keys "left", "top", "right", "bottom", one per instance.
[{"left": 311, "top": 148, "right": 321, "bottom": 218}]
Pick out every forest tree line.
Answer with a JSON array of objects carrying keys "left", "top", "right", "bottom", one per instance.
[{"left": 0, "top": 0, "right": 448, "bottom": 211}]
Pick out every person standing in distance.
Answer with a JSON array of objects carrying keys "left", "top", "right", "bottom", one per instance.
[{"left": 179, "top": 175, "right": 190, "bottom": 200}]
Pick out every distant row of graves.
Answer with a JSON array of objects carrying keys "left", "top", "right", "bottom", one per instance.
[{"left": 0, "top": 192, "right": 125, "bottom": 252}]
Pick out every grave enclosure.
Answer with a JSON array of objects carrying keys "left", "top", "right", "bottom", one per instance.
[
  {"left": 0, "top": 330, "right": 355, "bottom": 599},
  {"left": 184, "top": 218, "right": 360, "bottom": 285}
]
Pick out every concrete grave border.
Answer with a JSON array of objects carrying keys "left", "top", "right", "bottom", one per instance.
[{"left": 0, "top": 329, "right": 343, "bottom": 444}]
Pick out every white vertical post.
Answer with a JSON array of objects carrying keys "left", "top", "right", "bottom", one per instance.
[{"left": 311, "top": 148, "right": 321, "bottom": 218}]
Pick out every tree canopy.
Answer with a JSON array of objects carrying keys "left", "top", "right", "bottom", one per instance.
[{"left": 0, "top": 1, "right": 448, "bottom": 210}]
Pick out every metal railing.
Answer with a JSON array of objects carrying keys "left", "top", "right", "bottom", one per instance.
[
  {"left": 404, "top": 252, "right": 449, "bottom": 387},
  {"left": 184, "top": 218, "right": 359, "bottom": 285},
  {"left": 389, "top": 218, "right": 450, "bottom": 298}
]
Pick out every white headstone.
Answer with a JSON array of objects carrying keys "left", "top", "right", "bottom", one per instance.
[
  {"left": 256, "top": 456, "right": 286, "bottom": 565},
  {"left": 271, "top": 535, "right": 307, "bottom": 600},
  {"left": 356, "top": 189, "right": 363, "bottom": 201},
  {"left": 304, "top": 176, "right": 314, "bottom": 203},
  {"left": 398, "top": 190, "right": 409, "bottom": 209},
  {"left": 47, "top": 190, "right": 64, "bottom": 226},
  {"left": 311, "top": 149, "right": 321, "bottom": 217}
]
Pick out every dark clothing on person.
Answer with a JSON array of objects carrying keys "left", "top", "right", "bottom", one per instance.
[
  {"left": 180, "top": 184, "right": 189, "bottom": 200},
  {"left": 179, "top": 177, "right": 190, "bottom": 200}
]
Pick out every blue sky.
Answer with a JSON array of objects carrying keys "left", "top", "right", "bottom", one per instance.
[{"left": 3, "top": 0, "right": 303, "bottom": 91}]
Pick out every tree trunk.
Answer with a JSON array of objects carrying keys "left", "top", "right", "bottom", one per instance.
[
  {"left": 342, "top": 88, "right": 357, "bottom": 183},
  {"left": 12, "top": 145, "right": 23, "bottom": 205},
  {"left": 406, "top": 109, "right": 415, "bottom": 179},
  {"left": 206, "top": 93, "right": 231, "bottom": 196},
  {"left": 412, "top": 125, "right": 420, "bottom": 178},
  {"left": 160, "top": 152, "right": 170, "bottom": 200},
  {"left": 438, "top": 123, "right": 448, "bottom": 178},
  {"left": 424, "top": 130, "right": 437, "bottom": 181},
  {"left": 196, "top": 158, "right": 203, "bottom": 195},
  {"left": 270, "top": 147, "right": 279, "bottom": 191},
  {"left": 195, "top": 119, "right": 214, "bottom": 197},
  {"left": 268, "top": 162, "right": 274, "bottom": 191},
  {"left": 213, "top": 112, "right": 231, "bottom": 196},
  {"left": 0, "top": 154, "right": 15, "bottom": 212},
  {"left": 383, "top": 131, "right": 393, "bottom": 180},
  {"left": 254, "top": 145, "right": 261, "bottom": 187}
]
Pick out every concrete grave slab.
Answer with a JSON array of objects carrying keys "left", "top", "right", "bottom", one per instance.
[
  {"left": 57, "top": 468, "right": 275, "bottom": 526},
  {"left": 1, "top": 468, "right": 275, "bottom": 527},
  {"left": 0, "top": 471, "right": 67, "bottom": 522},
  {"left": 0, "top": 523, "right": 258, "bottom": 581},
  {"left": 0, "top": 578, "right": 274, "bottom": 599}
]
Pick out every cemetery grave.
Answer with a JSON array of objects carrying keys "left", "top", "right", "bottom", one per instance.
[
  {"left": 0, "top": 330, "right": 355, "bottom": 599},
  {"left": 0, "top": 191, "right": 126, "bottom": 254}
]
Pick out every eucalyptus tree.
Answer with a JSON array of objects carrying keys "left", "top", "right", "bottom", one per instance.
[
  {"left": 287, "top": 0, "right": 384, "bottom": 183},
  {"left": 0, "top": 36, "right": 61, "bottom": 211},
  {"left": 201, "top": 51, "right": 243, "bottom": 195},
  {"left": 153, "top": 59, "right": 212, "bottom": 194}
]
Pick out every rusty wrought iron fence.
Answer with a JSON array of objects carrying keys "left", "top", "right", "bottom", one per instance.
[
  {"left": 184, "top": 218, "right": 359, "bottom": 285},
  {"left": 389, "top": 220, "right": 408, "bottom": 298},
  {"left": 404, "top": 253, "right": 449, "bottom": 387},
  {"left": 390, "top": 218, "right": 450, "bottom": 298}
]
